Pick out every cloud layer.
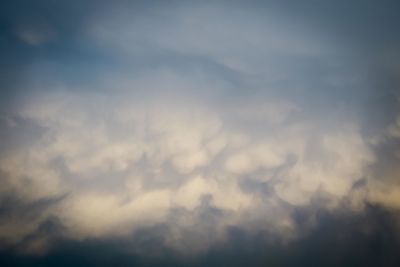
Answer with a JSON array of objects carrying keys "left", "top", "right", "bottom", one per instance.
[
  {"left": 0, "top": 78, "right": 395, "bottom": 254},
  {"left": 0, "top": 0, "right": 399, "bottom": 263}
]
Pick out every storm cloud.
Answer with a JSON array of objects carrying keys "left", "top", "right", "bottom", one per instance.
[{"left": 1, "top": 0, "right": 400, "bottom": 266}]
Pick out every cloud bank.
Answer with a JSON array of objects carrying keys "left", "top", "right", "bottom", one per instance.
[{"left": 0, "top": 0, "right": 400, "bottom": 265}]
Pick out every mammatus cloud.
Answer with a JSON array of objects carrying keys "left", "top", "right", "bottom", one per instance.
[
  {"left": 1, "top": 83, "right": 395, "bottom": 254},
  {"left": 0, "top": 1, "right": 400, "bottom": 265}
]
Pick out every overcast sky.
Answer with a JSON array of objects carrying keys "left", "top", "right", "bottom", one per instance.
[{"left": 1, "top": 1, "right": 400, "bottom": 266}]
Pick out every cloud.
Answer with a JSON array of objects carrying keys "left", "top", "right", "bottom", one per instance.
[
  {"left": 0, "top": 0, "right": 400, "bottom": 261},
  {"left": 0, "top": 81, "right": 378, "bottom": 253},
  {"left": 15, "top": 24, "right": 56, "bottom": 46}
]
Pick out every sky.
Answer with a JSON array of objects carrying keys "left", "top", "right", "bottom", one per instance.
[{"left": 0, "top": 0, "right": 400, "bottom": 266}]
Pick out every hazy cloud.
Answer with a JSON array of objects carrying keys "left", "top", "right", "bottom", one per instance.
[{"left": 0, "top": 0, "right": 399, "bottom": 265}]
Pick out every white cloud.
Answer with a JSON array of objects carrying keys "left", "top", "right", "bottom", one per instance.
[{"left": 0, "top": 85, "right": 377, "bottom": 252}]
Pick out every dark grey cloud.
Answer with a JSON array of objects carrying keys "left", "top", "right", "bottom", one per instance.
[{"left": 1, "top": 205, "right": 399, "bottom": 267}]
